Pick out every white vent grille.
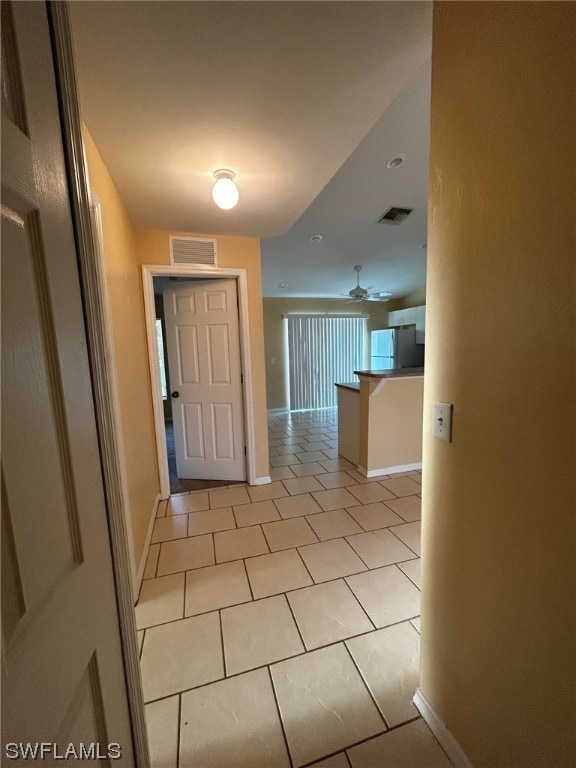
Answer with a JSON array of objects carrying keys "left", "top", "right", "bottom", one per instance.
[{"left": 169, "top": 236, "right": 218, "bottom": 266}]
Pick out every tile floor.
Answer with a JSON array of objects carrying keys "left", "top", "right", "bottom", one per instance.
[{"left": 137, "top": 409, "right": 453, "bottom": 768}]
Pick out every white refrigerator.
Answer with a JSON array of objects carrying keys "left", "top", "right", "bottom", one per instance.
[{"left": 370, "top": 328, "right": 424, "bottom": 369}]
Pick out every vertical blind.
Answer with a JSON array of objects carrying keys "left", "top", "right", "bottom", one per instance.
[{"left": 287, "top": 315, "right": 366, "bottom": 410}]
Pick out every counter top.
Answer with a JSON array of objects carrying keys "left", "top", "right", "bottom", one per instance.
[
  {"left": 335, "top": 381, "right": 360, "bottom": 392},
  {"left": 353, "top": 367, "right": 424, "bottom": 379}
]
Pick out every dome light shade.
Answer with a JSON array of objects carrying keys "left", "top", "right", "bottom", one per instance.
[{"left": 212, "top": 169, "right": 239, "bottom": 210}]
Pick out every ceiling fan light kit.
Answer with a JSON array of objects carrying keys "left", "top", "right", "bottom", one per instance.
[
  {"left": 343, "top": 265, "right": 392, "bottom": 302},
  {"left": 212, "top": 169, "right": 239, "bottom": 210}
]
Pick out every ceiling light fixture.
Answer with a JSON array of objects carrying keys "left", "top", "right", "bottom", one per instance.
[
  {"left": 212, "top": 169, "right": 239, "bottom": 210},
  {"left": 386, "top": 154, "right": 406, "bottom": 169}
]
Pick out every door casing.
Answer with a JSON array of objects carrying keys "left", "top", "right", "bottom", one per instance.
[{"left": 142, "top": 264, "right": 259, "bottom": 499}]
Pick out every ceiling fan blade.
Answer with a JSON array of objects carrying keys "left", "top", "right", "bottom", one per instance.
[{"left": 366, "top": 296, "right": 391, "bottom": 302}]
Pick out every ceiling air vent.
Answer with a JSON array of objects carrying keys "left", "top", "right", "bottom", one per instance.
[
  {"left": 378, "top": 207, "right": 413, "bottom": 225},
  {"left": 169, "top": 236, "right": 218, "bottom": 266}
]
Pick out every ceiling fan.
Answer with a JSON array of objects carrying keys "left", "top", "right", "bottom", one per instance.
[{"left": 342, "top": 265, "right": 392, "bottom": 302}]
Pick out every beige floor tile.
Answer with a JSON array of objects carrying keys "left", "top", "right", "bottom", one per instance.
[
  {"left": 270, "top": 454, "right": 302, "bottom": 467},
  {"left": 137, "top": 629, "right": 145, "bottom": 654},
  {"left": 271, "top": 644, "right": 384, "bottom": 767},
  {"left": 398, "top": 558, "right": 421, "bottom": 589},
  {"left": 346, "top": 529, "right": 417, "bottom": 569},
  {"left": 247, "top": 481, "right": 290, "bottom": 502},
  {"left": 384, "top": 495, "right": 422, "bottom": 522},
  {"left": 298, "top": 539, "right": 367, "bottom": 583},
  {"left": 275, "top": 492, "right": 324, "bottom": 519},
  {"left": 347, "top": 502, "right": 405, "bottom": 532},
  {"left": 156, "top": 499, "right": 168, "bottom": 517},
  {"left": 291, "top": 461, "right": 326, "bottom": 477},
  {"left": 297, "top": 450, "right": 328, "bottom": 462},
  {"left": 262, "top": 517, "right": 318, "bottom": 551},
  {"left": 312, "top": 755, "right": 350, "bottom": 768},
  {"left": 347, "top": 720, "right": 453, "bottom": 768},
  {"left": 179, "top": 668, "right": 291, "bottom": 768},
  {"left": 221, "top": 595, "right": 304, "bottom": 675},
  {"left": 145, "top": 695, "right": 179, "bottom": 768},
  {"left": 318, "top": 458, "right": 355, "bottom": 472},
  {"left": 391, "top": 521, "right": 421, "bottom": 555},
  {"left": 321, "top": 448, "right": 340, "bottom": 459},
  {"left": 287, "top": 579, "right": 373, "bottom": 650},
  {"left": 346, "top": 622, "right": 420, "bottom": 727},
  {"left": 312, "top": 487, "right": 359, "bottom": 512},
  {"left": 140, "top": 613, "right": 223, "bottom": 701},
  {"left": 143, "top": 543, "right": 160, "bottom": 579},
  {"left": 407, "top": 472, "right": 422, "bottom": 484},
  {"left": 346, "top": 566, "right": 420, "bottom": 628},
  {"left": 317, "top": 471, "right": 359, "bottom": 490},
  {"left": 234, "top": 499, "right": 281, "bottom": 527},
  {"left": 187, "top": 506, "right": 235, "bottom": 536},
  {"left": 135, "top": 573, "right": 185, "bottom": 629},
  {"left": 347, "top": 469, "right": 389, "bottom": 484},
  {"left": 347, "top": 483, "right": 396, "bottom": 505},
  {"left": 245, "top": 548, "right": 313, "bottom": 599},
  {"left": 306, "top": 509, "right": 364, "bottom": 540},
  {"left": 185, "top": 561, "right": 251, "bottom": 616},
  {"left": 151, "top": 514, "right": 188, "bottom": 544},
  {"left": 282, "top": 475, "right": 325, "bottom": 495},
  {"left": 411, "top": 617, "right": 421, "bottom": 633},
  {"left": 379, "top": 476, "right": 421, "bottom": 498},
  {"left": 214, "top": 525, "right": 269, "bottom": 562},
  {"left": 275, "top": 443, "right": 306, "bottom": 455},
  {"left": 269, "top": 465, "right": 296, "bottom": 481},
  {"left": 156, "top": 534, "right": 215, "bottom": 577},
  {"left": 168, "top": 492, "right": 209, "bottom": 515},
  {"left": 209, "top": 485, "right": 251, "bottom": 508}
]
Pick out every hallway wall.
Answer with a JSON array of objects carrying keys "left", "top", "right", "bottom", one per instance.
[{"left": 421, "top": 3, "right": 575, "bottom": 766}]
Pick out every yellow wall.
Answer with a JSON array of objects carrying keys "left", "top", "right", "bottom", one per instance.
[
  {"left": 83, "top": 131, "right": 160, "bottom": 572},
  {"left": 422, "top": 4, "right": 575, "bottom": 767},
  {"left": 135, "top": 230, "right": 269, "bottom": 479},
  {"left": 263, "top": 297, "right": 401, "bottom": 410}
]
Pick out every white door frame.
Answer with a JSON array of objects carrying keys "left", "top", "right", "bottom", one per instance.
[
  {"left": 142, "top": 264, "right": 257, "bottom": 499},
  {"left": 47, "top": 2, "right": 148, "bottom": 763}
]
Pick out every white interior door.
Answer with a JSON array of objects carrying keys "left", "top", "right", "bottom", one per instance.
[
  {"left": 1, "top": 3, "right": 134, "bottom": 763},
  {"left": 163, "top": 280, "right": 246, "bottom": 481}
]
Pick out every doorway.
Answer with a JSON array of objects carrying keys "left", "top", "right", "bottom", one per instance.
[
  {"left": 153, "top": 275, "right": 245, "bottom": 494},
  {"left": 142, "top": 264, "right": 258, "bottom": 500}
]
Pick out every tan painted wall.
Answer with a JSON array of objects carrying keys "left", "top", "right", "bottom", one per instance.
[
  {"left": 421, "top": 4, "right": 575, "bottom": 767},
  {"left": 135, "top": 230, "right": 269, "bottom": 480},
  {"left": 83, "top": 131, "right": 160, "bottom": 571},
  {"left": 263, "top": 297, "right": 401, "bottom": 410},
  {"left": 359, "top": 376, "right": 424, "bottom": 473}
]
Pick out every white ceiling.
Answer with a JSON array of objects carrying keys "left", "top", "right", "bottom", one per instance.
[{"left": 71, "top": 1, "right": 432, "bottom": 299}]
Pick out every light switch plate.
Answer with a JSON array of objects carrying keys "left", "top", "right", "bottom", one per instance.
[{"left": 433, "top": 402, "right": 453, "bottom": 442}]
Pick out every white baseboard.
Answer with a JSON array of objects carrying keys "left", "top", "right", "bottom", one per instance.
[
  {"left": 134, "top": 493, "right": 160, "bottom": 604},
  {"left": 252, "top": 475, "right": 272, "bottom": 486},
  {"left": 267, "top": 408, "right": 289, "bottom": 415},
  {"left": 358, "top": 461, "right": 422, "bottom": 478},
  {"left": 413, "top": 689, "right": 474, "bottom": 768}
]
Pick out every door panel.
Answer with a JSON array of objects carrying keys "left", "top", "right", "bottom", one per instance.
[
  {"left": 164, "top": 279, "right": 245, "bottom": 481},
  {"left": 1, "top": 2, "right": 134, "bottom": 762}
]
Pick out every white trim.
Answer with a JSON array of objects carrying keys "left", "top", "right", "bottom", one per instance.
[
  {"left": 358, "top": 462, "right": 422, "bottom": 478},
  {"left": 135, "top": 494, "right": 160, "bottom": 596},
  {"left": 141, "top": 264, "right": 257, "bottom": 498},
  {"left": 252, "top": 475, "right": 272, "bottom": 486},
  {"left": 413, "top": 689, "right": 475, "bottom": 768},
  {"left": 267, "top": 408, "right": 289, "bottom": 416}
]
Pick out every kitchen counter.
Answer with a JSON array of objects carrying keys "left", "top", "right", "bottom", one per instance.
[
  {"left": 336, "top": 369, "right": 424, "bottom": 476},
  {"left": 353, "top": 367, "right": 424, "bottom": 379}
]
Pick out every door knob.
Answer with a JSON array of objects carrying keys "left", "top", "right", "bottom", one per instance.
[{"left": 171, "top": 391, "right": 180, "bottom": 398}]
